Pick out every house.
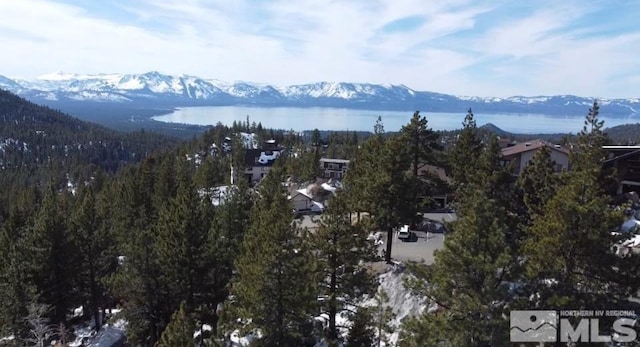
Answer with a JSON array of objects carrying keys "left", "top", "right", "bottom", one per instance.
[
  {"left": 243, "top": 139, "right": 285, "bottom": 184},
  {"left": 500, "top": 140, "right": 570, "bottom": 175},
  {"left": 289, "top": 188, "right": 325, "bottom": 213},
  {"left": 319, "top": 158, "right": 349, "bottom": 179},
  {"left": 603, "top": 145, "right": 640, "bottom": 194}
]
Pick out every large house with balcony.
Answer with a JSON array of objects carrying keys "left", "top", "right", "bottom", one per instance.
[
  {"left": 243, "top": 139, "right": 284, "bottom": 184},
  {"left": 319, "top": 158, "right": 349, "bottom": 179},
  {"left": 603, "top": 145, "right": 640, "bottom": 194},
  {"left": 500, "top": 139, "right": 570, "bottom": 175}
]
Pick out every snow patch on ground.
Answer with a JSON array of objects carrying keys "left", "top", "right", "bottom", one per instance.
[
  {"left": 230, "top": 329, "right": 259, "bottom": 346},
  {"left": 229, "top": 265, "right": 426, "bottom": 346},
  {"left": 66, "top": 309, "right": 126, "bottom": 347}
]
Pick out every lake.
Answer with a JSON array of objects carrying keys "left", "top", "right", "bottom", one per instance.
[{"left": 152, "top": 106, "right": 639, "bottom": 134}]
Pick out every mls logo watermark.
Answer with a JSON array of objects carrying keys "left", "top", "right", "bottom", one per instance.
[
  {"left": 510, "top": 310, "right": 637, "bottom": 343},
  {"left": 510, "top": 311, "right": 558, "bottom": 342}
]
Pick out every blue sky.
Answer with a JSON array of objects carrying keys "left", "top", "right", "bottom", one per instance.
[{"left": 0, "top": 0, "right": 639, "bottom": 98}]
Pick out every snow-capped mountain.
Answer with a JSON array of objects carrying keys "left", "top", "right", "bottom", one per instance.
[{"left": 1, "top": 71, "right": 638, "bottom": 116}]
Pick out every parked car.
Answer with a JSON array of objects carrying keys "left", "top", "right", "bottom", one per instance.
[
  {"left": 410, "top": 219, "right": 446, "bottom": 233},
  {"left": 397, "top": 225, "right": 411, "bottom": 240}
]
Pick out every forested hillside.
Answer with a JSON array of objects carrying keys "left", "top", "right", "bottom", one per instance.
[{"left": 0, "top": 89, "right": 178, "bottom": 208}]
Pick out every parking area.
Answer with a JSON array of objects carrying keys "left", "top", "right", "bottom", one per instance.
[
  {"left": 376, "top": 230, "right": 446, "bottom": 265},
  {"left": 297, "top": 211, "right": 456, "bottom": 265}
]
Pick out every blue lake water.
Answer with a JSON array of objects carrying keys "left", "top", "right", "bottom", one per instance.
[{"left": 152, "top": 106, "right": 639, "bottom": 134}]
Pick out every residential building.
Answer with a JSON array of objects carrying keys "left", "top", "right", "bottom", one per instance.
[
  {"left": 319, "top": 158, "right": 349, "bottom": 179},
  {"left": 603, "top": 145, "right": 640, "bottom": 194},
  {"left": 288, "top": 182, "right": 336, "bottom": 213},
  {"left": 289, "top": 189, "right": 325, "bottom": 213},
  {"left": 500, "top": 139, "right": 570, "bottom": 175},
  {"left": 243, "top": 139, "right": 285, "bottom": 184}
]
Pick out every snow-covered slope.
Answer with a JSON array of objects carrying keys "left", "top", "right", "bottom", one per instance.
[{"left": 1, "top": 71, "right": 638, "bottom": 115}]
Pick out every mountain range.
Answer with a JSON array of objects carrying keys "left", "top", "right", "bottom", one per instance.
[{"left": 2, "top": 71, "right": 639, "bottom": 116}]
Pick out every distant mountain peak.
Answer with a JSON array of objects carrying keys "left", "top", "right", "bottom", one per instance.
[{"left": 37, "top": 71, "right": 78, "bottom": 80}]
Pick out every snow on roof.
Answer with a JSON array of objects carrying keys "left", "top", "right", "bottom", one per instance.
[
  {"left": 293, "top": 188, "right": 313, "bottom": 199},
  {"left": 621, "top": 234, "right": 640, "bottom": 248},
  {"left": 311, "top": 201, "right": 325, "bottom": 212},
  {"left": 258, "top": 151, "right": 279, "bottom": 164},
  {"left": 321, "top": 182, "right": 337, "bottom": 192}
]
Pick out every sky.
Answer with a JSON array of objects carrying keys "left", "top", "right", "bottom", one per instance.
[{"left": 0, "top": 0, "right": 639, "bottom": 98}]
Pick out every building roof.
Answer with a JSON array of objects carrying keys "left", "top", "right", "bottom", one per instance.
[
  {"left": 603, "top": 148, "right": 640, "bottom": 168},
  {"left": 320, "top": 158, "right": 350, "bottom": 164},
  {"left": 245, "top": 148, "right": 282, "bottom": 167},
  {"left": 416, "top": 164, "right": 451, "bottom": 183},
  {"left": 501, "top": 139, "right": 570, "bottom": 157}
]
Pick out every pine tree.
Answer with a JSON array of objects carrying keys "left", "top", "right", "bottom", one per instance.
[
  {"left": 401, "top": 111, "right": 442, "bottom": 178},
  {"left": 402, "top": 191, "right": 514, "bottom": 346},
  {"left": 230, "top": 135, "right": 247, "bottom": 185},
  {"left": 516, "top": 145, "right": 559, "bottom": 221},
  {"left": 194, "top": 156, "right": 224, "bottom": 188},
  {"left": 346, "top": 307, "right": 375, "bottom": 347},
  {"left": 400, "top": 111, "right": 443, "bottom": 214},
  {"left": 0, "top": 203, "right": 33, "bottom": 340},
  {"left": 230, "top": 166, "right": 316, "bottom": 346},
  {"left": 401, "top": 135, "right": 519, "bottom": 346},
  {"left": 203, "top": 175, "right": 252, "bottom": 339},
  {"left": 310, "top": 195, "right": 377, "bottom": 344},
  {"left": 71, "top": 186, "right": 111, "bottom": 331},
  {"left": 108, "top": 160, "right": 166, "bottom": 346},
  {"left": 24, "top": 183, "right": 74, "bottom": 326},
  {"left": 346, "top": 131, "right": 412, "bottom": 263},
  {"left": 371, "top": 290, "right": 395, "bottom": 347},
  {"left": 155, "top": 158, "right": 210, "bottom": 317},
  {"left": 449, "top": 109, "right": 483, "bottom": 189},
  {"left": 157, "top": 302, "right": 195, "bottom": 347},
  {"left": 311, "top": 128, "right": 322, "bottom": 146}
]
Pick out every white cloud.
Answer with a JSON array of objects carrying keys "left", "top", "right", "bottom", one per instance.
[{"left": 0, "top": 0, "right": 638, "bottom": 98}]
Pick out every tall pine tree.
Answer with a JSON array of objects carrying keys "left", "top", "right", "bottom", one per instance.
[
  {"left": 401, "top": 135, "right": 518, "bottom": 347},
  {"left": 24, "top": 182, "right": 74, "bottom": 326},
  {"left": 449, "top": 108, "right": 483, "bottom": 190},
  {"left": 230, "top": 166, "right": 316, "bottom": 346},
  {"left": 310, "top": 195, "right": 377, "bottom": 345}
]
